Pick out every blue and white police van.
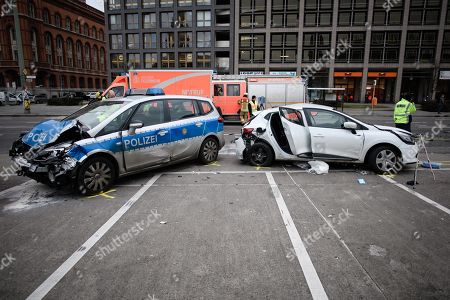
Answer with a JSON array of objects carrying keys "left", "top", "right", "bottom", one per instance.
[{"left": 10, "top": 92, "right": 225, "bottom": 194}]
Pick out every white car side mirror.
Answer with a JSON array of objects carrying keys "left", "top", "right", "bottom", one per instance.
[{"left": 343, "top": 121, "right": 357, "bottom": 130}]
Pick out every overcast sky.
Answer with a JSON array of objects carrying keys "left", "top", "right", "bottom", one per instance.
[{"left": 86, "top": 0, "right": 104, "bottom": 12}]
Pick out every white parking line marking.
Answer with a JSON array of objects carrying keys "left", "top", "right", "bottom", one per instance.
[
  {"left": 266, "top": 172, "right": 328, "bottom": 300},
  {"left": 26, "top": 174, "right": 162, "bottom": 300},
  {"left": 380, "top": 175, "right": 450, "bottom": 215}
]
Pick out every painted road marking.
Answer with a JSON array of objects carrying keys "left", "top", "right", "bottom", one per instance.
[
  {"left": 266, "top": 172, "right": 328, "bottom": 300},
  {"left": 87, "top": 189, "right": 116, "bottom": 199},
  {"left": 26, "top": 174, "right": 162, "bottom": 300},
  {"left": 380, "top": 175, "right": 450, "bottom": 216}
]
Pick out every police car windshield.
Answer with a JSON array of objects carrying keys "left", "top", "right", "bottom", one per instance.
[{"left": 64, "top": 101, "right": 127, "bottom": 130}]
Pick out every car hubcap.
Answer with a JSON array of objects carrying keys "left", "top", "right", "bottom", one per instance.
[
  {"left": 252, "top": 147, "right": 268, "bottom": 164},
  {"left": 203, "top": 140, "right": 218, "bottom": 162},
  {"left": 84, "top": 162, "right": 112, "bottom": 192},
  {"left": 375, "top": 150, "right": 397, "bottom": 172}
]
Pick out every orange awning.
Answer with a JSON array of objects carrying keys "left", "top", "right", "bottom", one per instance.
[{"left": 334, "top": 72, "right": 363, "bottom": 77}]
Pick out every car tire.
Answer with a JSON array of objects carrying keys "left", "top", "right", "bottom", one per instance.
[
  {"left": 248, "top": 142, "right": 274, "bottom": 167},
  {"left": 76, "top": 156, "right": 116, "bottom": 195},
  {"left": 368, "top": 145, "right": 402, "bottom": 174},
  {"left": 199, "top": 137, "right": 219, "bottom": 164}
]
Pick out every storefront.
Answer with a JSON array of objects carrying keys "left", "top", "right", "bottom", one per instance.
[
  {"left": 333, "top": 71, "right": 362, "bottom": 102},
  {"left": 366, "top": 72, "right": 397, "bottom": 103}
]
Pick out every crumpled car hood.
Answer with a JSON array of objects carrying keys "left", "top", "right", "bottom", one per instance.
[
  {"left": 373, "top": 124, "right": 411, "bottom": 135},
  {"left": 21, "top": 119, "right": 79, "bottom": 147}
]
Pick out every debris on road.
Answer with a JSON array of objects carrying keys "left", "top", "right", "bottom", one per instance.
[
  {"left": 307, "top": 161, "right": 329, "bottom": 175},
  {"left": 294, "top": 162, "right": 310, "bottom": 169},
  {"left": 358, "top": 179, "right": 366, "bottom": 185},
  {"left": 159, "top": 221, "right": 167, "bottom": 224},
  {"left": 421, "top": 161, "right": 441, "bottom": 169}
]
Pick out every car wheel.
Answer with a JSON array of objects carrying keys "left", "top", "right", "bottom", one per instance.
[
  {"left": 249, "top": 143, "right": 274, "bottom": 167},
  {"left": 77, "top": 157, "right": 116, "bottom": 195},
  {"left": 199, "top": 137, "right": 219, "bottom": 164},
  {"left": 368, "top": 146, "right": 402, "bottom": 174}
]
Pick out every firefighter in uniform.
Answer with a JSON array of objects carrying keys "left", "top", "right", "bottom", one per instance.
[
  {"left": 238, "top": 93, "right": 250, "bottom": 124},
  {"left": 394, "top": 95, "right": 416, "bottom": 132}
]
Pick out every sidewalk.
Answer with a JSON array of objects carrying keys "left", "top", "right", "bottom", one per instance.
[{"left": 0, "top": 104, "right": 82, "bottom": 117}]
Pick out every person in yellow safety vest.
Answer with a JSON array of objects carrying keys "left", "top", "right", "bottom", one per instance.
[
  {"left": 249, "top": 95, "right": 258, "bottom": 116},
  {"left": 238, "top": 93, "right": 250, "bottom": 124},
  {"left": 394, "top": 95, "right": 416, "bottom": 132}
]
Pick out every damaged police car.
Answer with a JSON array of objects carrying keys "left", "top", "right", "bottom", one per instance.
[{"left": 10, "top": 95, "right": 225, "bottom": 194}]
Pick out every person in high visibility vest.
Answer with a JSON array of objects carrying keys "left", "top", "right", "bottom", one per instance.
[
  {"left": 238, "top": 93, "right": 250, "bottom": 124},
  {"left": 249, "top": 95, "right": 258, "bottom": 116},
  {"left": 394, "top": 94, "right": 416, "bottom": 132}
]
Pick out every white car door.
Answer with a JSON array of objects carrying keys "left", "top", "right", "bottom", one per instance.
[
  {"left": 303, "top": 108, "right": 364, "bottom": 160},
  {"left": 279, "top": 107, "right": 312, "bottom": 155}
]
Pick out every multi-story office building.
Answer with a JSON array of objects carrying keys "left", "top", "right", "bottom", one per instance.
[
  {"left": 105, "top": 0, "right": 233, "bottom": 81},
  {"left": 105, "top": 0, "right": 450, "bottom": 103},
  {"left": 0, "top": 0, "right": 107, "bottom": 90}
]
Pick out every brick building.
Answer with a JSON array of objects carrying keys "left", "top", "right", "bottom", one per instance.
[{"left": 0, "top": 0, "right": 108, "bottom": 90}]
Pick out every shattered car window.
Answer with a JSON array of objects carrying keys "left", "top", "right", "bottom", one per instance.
[{"left": 64, "top": 101, "right": 128, "bottom": 130}]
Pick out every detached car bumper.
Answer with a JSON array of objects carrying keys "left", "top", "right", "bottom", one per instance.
[
  {"left": 235, "top": 137, "right": 246, "bottom": 160},
  {"left": 400, "top": 143, "right": 419, "bottom": 164}
]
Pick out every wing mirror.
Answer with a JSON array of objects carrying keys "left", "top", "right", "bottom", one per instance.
[
  {"left": 343, "top": 121, "right": 357, "bottom": 134},
  {"left": 128, "top": 122, "right": 143, "bottom": 135}
]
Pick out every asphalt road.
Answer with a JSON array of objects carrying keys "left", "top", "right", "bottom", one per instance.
[{"left": 0, "top": 110, "right": 449, "bottom": 299}]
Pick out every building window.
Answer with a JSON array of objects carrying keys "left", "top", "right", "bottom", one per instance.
[
  {"left": 83, "top": 24, "right": 89, "bottom": 36},
  {"left": 100, "top": 48, "right": 105, "bottom": 70},
  {"left": 304, "top": 0, "right": 333, "bottom": 27},
  {"left": 65, "top": 17, "right": 71, "bottom": 30},
  {"left": 271, "top": 0, "right": 299, "bottom": 28},
  {"left": 127, "top": 53, "right": 141, "bottom": 69},
  {"left": 143, "top": 13, "right": 156, "bottom": 29},
  {"left": 161, "top": 32, "right": 175, "bottom": 48},
  {"left": 67, "top": 39, "right": 73, "bottom": 67},
  {"left": 31, "top": 29, "right": 38, "bottom": 62},
  {"left": 442, "top": 31, "right": 450, "bottom": 62},
  {"left": 43, "top": 9, "right": 50, "bottom": 24},
  {"left": 76, "top": 41, "right": 83, "bottom": 68},
  {"left": 44, "top": 33, "right": 53, "bottom": 65},
  {"left": 109, "top": 15, "right": 122, "bottom": 30},
  {"left": 336, "top": 32, "right": 364, "bottom": 63},
  {"left": 270, "top": 33, "right": 297, "bottom": 63},
  {"left": 92, "top": 27, "right": 97, "bottom": 39},
  {"left": 338, "top": 0, "right": 367, "bottom": 26},
  {"left": 126, "top": 0, "right": 139, "bottom": 8},
  {"left": 302, "top": 32, "right": 331, "bottom": 62},
  {"left": 179, "top": 52, "right": 193, "bottom": 68},
  {"left": 160, "top": 0, "right": 174, "bottom": 7},
  {"left": 28, "top": 1, "right": 35, "bottom": 18},
  {"left": 55, "top": 13, "right": 61, "bottom": 28},
  {"left": 126, "top": 14, "right": 139, "bottom": 30},
  {"left": 161, "top": 52, "right": 175, "bottom": 68},
  {"left": 108, "top": 0, "right": 121, "bottom": 10},
  {"left": 239, "top": 34, "right": 265, "bottom": 63},
  {"left": 178, "top": 0, "right": 192, "bottom": 6},
  {"left": 197, "top": 11, "right": 211, "bottom": 27},
  {"left": 111, "top": 53, "right": 124, "bottom": 69},
  {"left": 75, "top": 21, "right": 80, "bottom": 33},
  {"left": 110, "top": 34, "right": 123, "bottom": 50},
  {"left": 99, "top": 30, "right": 104, "bottom": 41},
  {"left": 409, "top": 0, "right": 441, "bottom": 25},
  {"left": 144, "top": 33, "right": 157, "bottom": 48},
  {"left": 56, "top": 36, "right": 64, "bottom": 66},
  {"left": 240, "top": 0, "right": 266, "bottom": 28},
  {"left": 197, "top": 31, "right": 211, "bottom": 47},
  {"left": 85, "top": 45, "right": 91, "bottom": 69},
  {"left": 127, "top": 33, "right": 140, "bottom": 49},
  {"left": 197, "top": 52, "right": 211, "bottom": 68},
  {"left": 372, "top": 0, "right": 403, "bottom": 25},
  {"left": 93, "top": 46, "right": 98, "bottom": 69},
  {"left": 197, "top": 0, "right": 211, "bottom": 5},
  {"left": 369, "top": 31, "right": 400, "bottom": 63},
  {"left": 143, "top": 0, "right": 156, "bottom": 8},
  {"left": 161, "top": 12, "right": 174, "bottom": 28},
  {"left": 144, "top": 53, "right": 158, "bottom": 68},
  {"left": 179, "top": 32, "right": 193, "bottom": 47},
  {"left": 9, "top": 27, "right": 18, "bottom": 61},
  {"left": 404, "top": 31, "right": 437, "bottom": 63},
  {"left": 177, "top": 11, "right": 192, "bottom": 27}
]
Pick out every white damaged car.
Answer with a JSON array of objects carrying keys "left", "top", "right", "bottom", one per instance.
[{"left": 235, "top": 104, "right": 418, "bottom": 173}]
